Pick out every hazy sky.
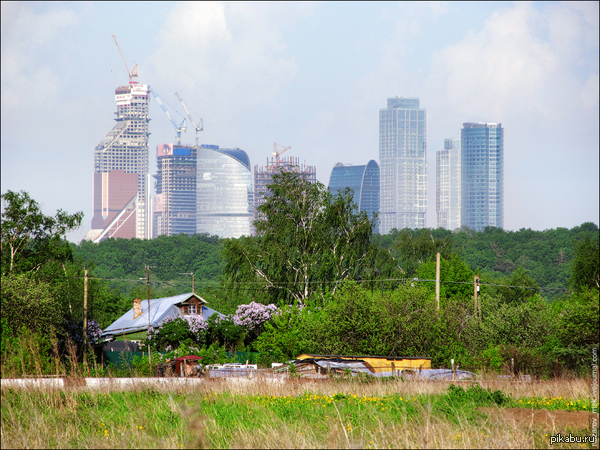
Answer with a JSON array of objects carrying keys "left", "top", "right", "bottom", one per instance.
[{"left": 2, "top": 1, "right": 598, "bottom": 243}]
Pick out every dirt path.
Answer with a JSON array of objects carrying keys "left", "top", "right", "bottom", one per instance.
[{"left": 480, "top": 407, "right": 596, "bottom": 431}]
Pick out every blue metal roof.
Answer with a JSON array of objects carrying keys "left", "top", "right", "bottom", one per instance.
[{"left": 102, "top": 293, "right": 222, "bottom": 337}]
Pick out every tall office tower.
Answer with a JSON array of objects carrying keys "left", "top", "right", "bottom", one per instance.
[
  {"left": 153, "top": 144, "right": 197, "bottom": 237},
  {"left": 379, "top": 97, "right": 427, "bottom": 234},
  {"left": 89, "top": 80, "right": 150, "bottom": 242},
  {"left": 253, "top": 155, "right": 317, "bottom": 221},
  {"left": 328, "top": 160, "right": 380, "bottom": 233},
  {"left": 461, "top": 122, "right": 504, "bottom": 231},
  {"left": 436, "top": 138, "right": 461, "bottom": 230},
  {"left": 196, "top": 145, "right": 254, "bottom": 238}
]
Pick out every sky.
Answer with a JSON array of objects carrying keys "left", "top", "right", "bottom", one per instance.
[{"left": 1, "top": 1, "right": 598, "bottom": 243}]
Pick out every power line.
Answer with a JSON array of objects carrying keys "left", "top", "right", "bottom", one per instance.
[{"left": 66, "top": 275, "right": 568, "bottom": 293}]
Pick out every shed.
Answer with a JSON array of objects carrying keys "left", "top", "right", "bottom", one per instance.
[
  {"left": 295, "top": 354, "right": 431, "bottom": 374},
  {"left": 102, "top": 292, "right": 224, "bottom": 339}
]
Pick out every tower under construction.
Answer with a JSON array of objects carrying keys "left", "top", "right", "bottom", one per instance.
[
  {"left": 86, "top": 37, "right": 150, "bottom": 242},
  {"left": 253, "top": 145, "right": 317, "bottom": 221}
]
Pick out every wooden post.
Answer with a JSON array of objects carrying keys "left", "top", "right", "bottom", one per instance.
[
  {"left": 511, "top": 358, "right": 515, "bottom": 377},
  {"left": 146, "top": 266, "right": 152, "bottom": 375},
  {"left": 83, "top": 269, "right": 89, "bottom": 345},
  {"left": 473, "top": 275, "right": 479, "bottom": 318},
  {"left": 435, "top": 253, "right": 441, "bottom": 310},
  {"left": 392, "top": 361, "right": 395, "bottom": 377}
]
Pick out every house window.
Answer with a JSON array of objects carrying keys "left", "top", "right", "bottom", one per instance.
[{"left": 189, "top": 304, "right": 197, "bottom": 315}]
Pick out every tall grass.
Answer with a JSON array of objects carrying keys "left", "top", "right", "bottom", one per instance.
[{"left": 2, "top": 376, "right": 596, "bottom": 449}]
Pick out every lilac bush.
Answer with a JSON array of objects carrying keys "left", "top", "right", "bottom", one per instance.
[
  {"left": 233, "top": 302, "right": 278, "bottom": 330},
  {"left": 144, "top": 313, "right": 208, "bottom": 351}
]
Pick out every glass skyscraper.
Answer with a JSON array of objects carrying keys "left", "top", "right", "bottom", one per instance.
[
  {"left": 436, "top": 138, "right": 461, "bottom": 230},
  {"left": 461, "top": 123, "right": 504, "bottom": 231},
  {"left": 196, "top": 145, "right": 254, "bottom": 238},
  {"left": 328, "top": 160, "right": 380, "bottom": 233},
  {"left": 329, "top": 160, "right": 380, "bottom": 233},
  {"left": 379, "top": 97, "right": 427, "bottom": 234}
]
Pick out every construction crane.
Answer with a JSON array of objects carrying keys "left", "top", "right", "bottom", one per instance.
[
  {"left": 151, "top": 89, "right": 186, "bottom": 145},
  {"left": 175, "top": 92, "right": 204, "bottom": 147},
  {"left": 272, "top": 143, "right": 291, "bottom": 166},
  {"left": 112, "top": 34, "right": 138, "bottom": 83}
]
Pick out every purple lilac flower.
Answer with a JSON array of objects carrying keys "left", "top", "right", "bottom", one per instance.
[{"left": 233, "top": 302, "right": 278, "bottom": 330}]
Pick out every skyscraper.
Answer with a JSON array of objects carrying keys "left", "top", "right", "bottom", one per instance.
[
  {"left": 196, "top": 145, "right": 254, "bottom": 238},
  {"left": 461, "top": 122, "right": 504, "bottom": 231},
  {"left": 89, "top": 81, "right": 150, "bottom": 242},
  {"left": 153, "top": 144, "right": 197, "bottom": 237},
  {"left": 436, "top": 138, "right": 461, "bottom": 230},
  {"left": 328, "top": 160, "right": 380, "bottom": 233},
  {"left": 379, "top": 97, "right": 427, "bottom": 234}
]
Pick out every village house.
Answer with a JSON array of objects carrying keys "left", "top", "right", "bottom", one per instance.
[{"left": 102, "top": 292, "right": 223, "bottom": 344}]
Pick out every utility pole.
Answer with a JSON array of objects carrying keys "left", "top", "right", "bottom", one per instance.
[
  {"left": 474, "top": 275, "right": 480, "bottom": 319},
  {"left": 145, "top": 265, "right": 154, "bottom": 374},
  {"left": 435, "top": 253, "right": 441, "bottom": 310},
  {"left": 83, "top": 269, "right": 89, "bottom": 346},
  {"left": 179, "top": 272, "right": 195, "bottom": 294}
]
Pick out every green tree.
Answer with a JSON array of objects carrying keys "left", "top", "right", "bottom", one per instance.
[
  {"left": 390, "top": 229, "right": 454, "bottom": 277},
  {"left": 415, "top": 252, "right": 474, "bottom": 300},
  {"left": 570, "top": 235, "right": 600, "bottom": 292},
  {"left": 223, "top": 172, "right": 397, "bottom": 304},
  {"left": 1, "top": 190, "right": 83, "bottom": 277}
]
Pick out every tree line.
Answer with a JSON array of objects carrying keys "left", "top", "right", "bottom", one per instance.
[{"left": 1, "top": 178, "right": 598, "bottom": 377}]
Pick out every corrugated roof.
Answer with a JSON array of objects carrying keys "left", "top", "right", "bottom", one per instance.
[{"left": 102, "top": 293, "right": 221, "bottom": 337}]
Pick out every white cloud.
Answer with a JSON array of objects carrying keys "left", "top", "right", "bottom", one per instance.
[
  {"left": 147, "top": 2, "right": 315, "bottom": 120},
  {"left": 1, "top": 3, "right": 80, "bottom": 110}
]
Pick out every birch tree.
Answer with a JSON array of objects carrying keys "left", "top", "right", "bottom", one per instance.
[{"left": 223, "top": 172, "right": 398, "bottom": 305}]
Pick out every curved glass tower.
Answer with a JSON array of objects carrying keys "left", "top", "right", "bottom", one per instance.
[
  {"left": 196, "top": 145, "right": 253, "bottom": 238},
  {"left": 328, "top": 160, "right": 380, "bottom": 233}
]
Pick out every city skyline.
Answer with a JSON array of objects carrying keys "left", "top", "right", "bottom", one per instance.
[{"left": 2, "top": 2, "right": 598, "bottom": 242}]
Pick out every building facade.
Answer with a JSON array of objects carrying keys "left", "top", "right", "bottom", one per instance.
[
  {"left": 196, "top": 145, "right": 254, "bottom": 238},
  {"left": 89, "top": 81, "right": 150, "bottom": 241},
  {"left": 461, "top": 122, "right": 504, "bottom": 231},
  {"left": 436, "top": 138, "right": 461, "bottom": 230},
  {"left": 328, "top": 160, "right": 380, "bottom": 233},
  {"left": 153, "top": 144, "right": 197, "bottom": 237},
  {"left": 379, "top": 97, "right": 427, "bottom": 234}
]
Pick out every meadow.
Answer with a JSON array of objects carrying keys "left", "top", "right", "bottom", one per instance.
[{"left": 1, "top": 376, "right": 597, "bottom": 449}]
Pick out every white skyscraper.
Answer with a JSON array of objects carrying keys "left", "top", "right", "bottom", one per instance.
[
  {"left": 436, "top": 138, "right": 461, "bottom": 230},
  {"left": 379, "top": 97, "right": 427, "bottom": 233}
]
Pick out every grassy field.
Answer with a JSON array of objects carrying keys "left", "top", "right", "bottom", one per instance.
[{"left": 1, "top": 376, "right": 597, "bottom": 449}]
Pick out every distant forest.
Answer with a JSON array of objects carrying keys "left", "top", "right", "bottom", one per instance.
[{"left": 72, "top": 222, "right": 599, "bottom": 313}]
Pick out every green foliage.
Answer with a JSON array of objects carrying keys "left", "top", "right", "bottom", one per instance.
[
  {"left": 206, "top": 315, "right": 246, "bottom": 351},
  {"left": 446, "top": 384, "right": 510, "bottom": 406},
  {"left": 466, "top": 294, "right": 555, "bottom": 351},
  {"left": 570, "top": 235, "right": 600, "bottom": 292},
  {"left": 254, "top": 304, "right": 307, "bottom": 363},
  {"left": 223, "top": 172, "right": 398, "bottom": 305},
  {"left": 1, "top": 190, "right": 83, "bottom": 277},
  {"left": 145, "top": 317, "right": 197, "bottom": 352},
  {"left": 415, "top": 252, "right": 474, "bottom": 300},
  {"left": 389, "top": 228, "right": 455, "bottom": 277},
  {"left": 1, "top": 273, "right": 64, "bottom": 333},
  {"left": 493, "top": 267, "right": 540, "bottom": 304}
]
